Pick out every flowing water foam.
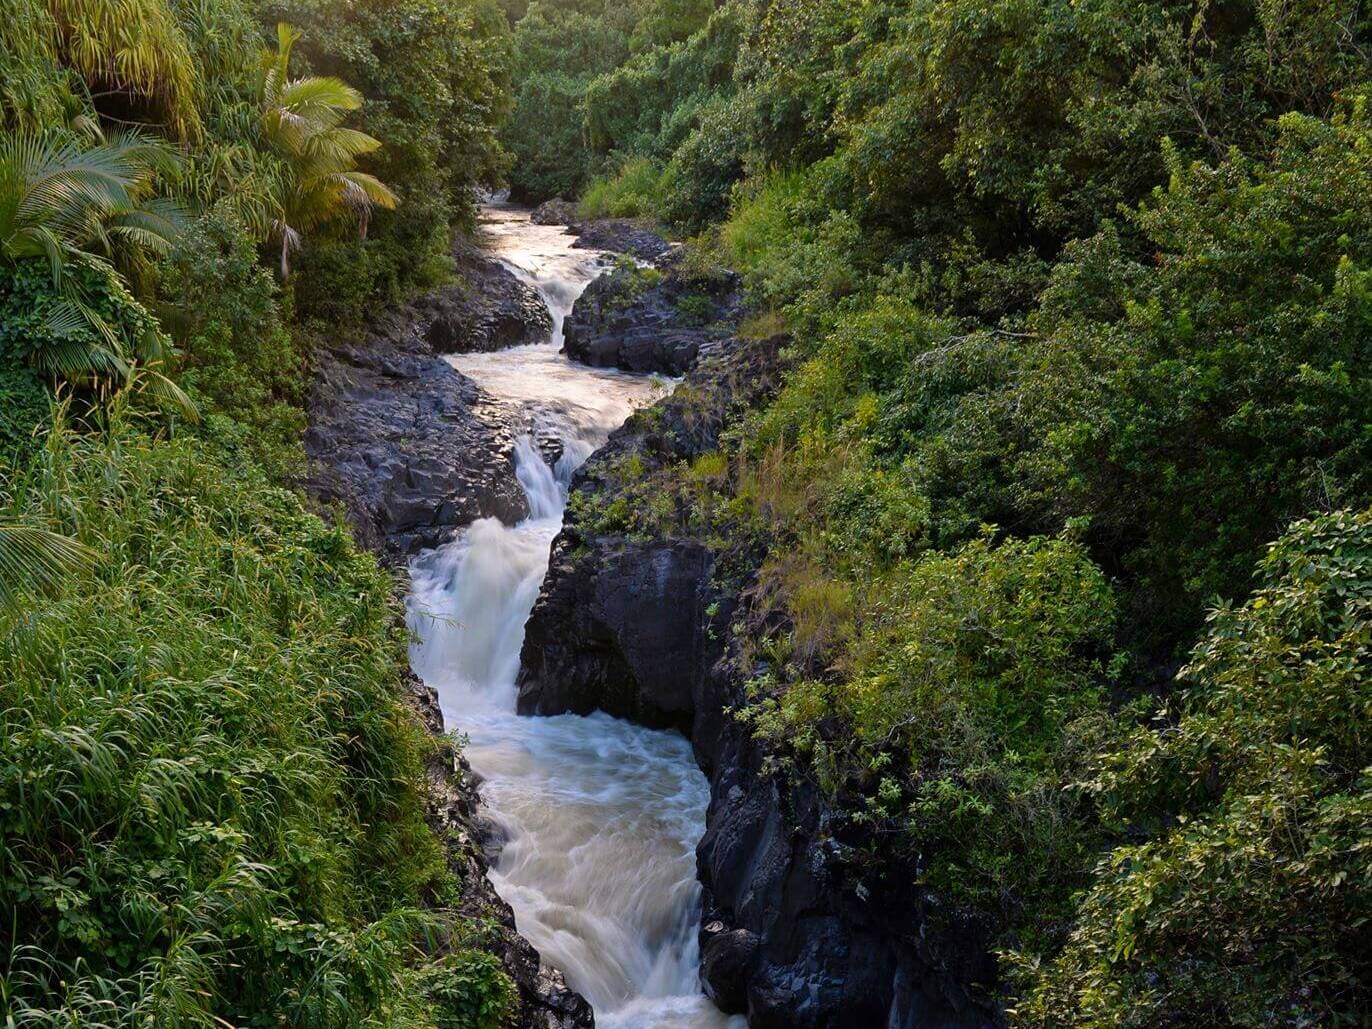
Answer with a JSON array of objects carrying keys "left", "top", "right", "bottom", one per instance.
[{"left": 408, "top": 207, "right": 742, "bottom": 1028}]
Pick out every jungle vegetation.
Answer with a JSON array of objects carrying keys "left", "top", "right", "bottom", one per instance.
[
  {"left": 1, "top": 0, "right": 516, "bottom": 1025},
  {"left": 0, "top": 0, "right": 1367, "bottom": 1024},
  {"left": 507, "top": 0, "right": 1371, "bottom": 1022}
]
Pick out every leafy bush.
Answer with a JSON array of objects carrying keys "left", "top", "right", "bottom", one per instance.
[
  {"left": 0, "top": 419, "right": 505, "bottom": 1026},
  {"left": 917, "top": 99, "right": 1372, "bottom": 640},
  {"left": 746, "top": 532, "right": 1121, "bottom": 929},
  {"left": 157, "top": 206, "right": 307, "bottom": 479},
  {"left": 502, "top": 0, "right": 632, "bottom": 199},
  {"left": 579, "top": 157, "right": 668, "bottom": 219},
  {"left": 506, "top": 70, "right": 598, "bottom": 200},
  {"left": 717, "top": 169, "right": 808, "bottom": 275},
  {"left": 1012, "top": 509, "right": 1372, "bottom": 1026},
  {"left": 0, "top": 312, "right": 49, "bottom": 468}
]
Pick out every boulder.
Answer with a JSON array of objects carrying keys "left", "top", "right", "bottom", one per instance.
[
  {"left": 569, "top": 218, "right": 674, "bottom": 263},
  {"left": 530, "top": 198, "right": 579, "bottom": 226},
  {"left": 562, "top": 253, "right": 742, "bottom": 376},
  {"left": 428, "top": 235, "right": 553, "bottom": 354}
]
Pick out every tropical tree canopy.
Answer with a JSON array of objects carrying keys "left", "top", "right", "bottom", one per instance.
[{"left": 258, "top": 23, "right": 398, "bottom": 277}]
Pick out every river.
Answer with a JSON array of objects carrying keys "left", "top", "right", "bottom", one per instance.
[{"left": 407, "top": 207, "right": 741, "bottom": 1029}]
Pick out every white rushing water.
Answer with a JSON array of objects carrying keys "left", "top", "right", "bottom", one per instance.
[{"left": 408, "top": 207, "right": 742, "bottom": 1029}]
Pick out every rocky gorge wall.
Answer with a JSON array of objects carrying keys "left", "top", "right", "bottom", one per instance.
[
  {"left": 516, "top": 326, "right": 1002, "bottom": 1026},
  {"left": 304, "top": 209, "right": 1001, "bottom": 1027}
]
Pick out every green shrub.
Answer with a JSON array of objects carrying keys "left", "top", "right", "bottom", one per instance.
[
  {"left": 656, "top": 93, "right": 749, "bottom": 231},
  {"left": 0, "top": 419, "right": 491, "bottom": 1027},
  {"left": 0, "top": 260, "right": 179, "bottom": 441},
  {"left": 718, "top": 169, "right": 808, "bottom": 275},
  {"left": 1012, "top": 508, "right": 1372, "bottom": 1026},
  {"left": 157, "top": 206, "right": 307, "bottom": 480},
  {"left": 506, "top": 70, "right": 598, "bottom": 201},
  {"left": 0, "top": 331, "right": 48, "bottom": 472},
  {"left": 747, "top": 532, "right": 1121, "bottom": 931},
  {"left": 579, "top": 157, "right": 669, "bottom": 219},
  {"left": 918, "top": 99, "right": 1372, "bottom": 641},
  {"left": 419, "top": 950, "right": 517, "bottom": 1029}
]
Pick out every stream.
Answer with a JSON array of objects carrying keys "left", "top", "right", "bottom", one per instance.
[{"left": 407, "top": 207, "right": 741, "bottom": 1029}]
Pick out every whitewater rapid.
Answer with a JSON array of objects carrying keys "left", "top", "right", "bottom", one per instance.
[{"left": 407, "top": 208, "right": 741, "bottom": 1028}]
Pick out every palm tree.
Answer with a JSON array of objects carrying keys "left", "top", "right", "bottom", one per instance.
[
  {"left": 0, "top": 130, "right": 187, "bottom": 389},
  {"left": 0, "top": 521, "right": 95, "bottom": 612},
  {"left": 259, "top": 24, "right": 398, "bottom": 278}
]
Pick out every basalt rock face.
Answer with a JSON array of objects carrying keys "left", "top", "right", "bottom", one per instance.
[
  {"left": 443, "top": 235, "right": 554, "bottom": 353},
  {"left": 693, "top": 677, "right": 1000, "bottom": 1029},
  {"left": 517, "top": 333, "right": 1001, "bottom": 1029},
  {"left": 562, "top": 251, "right": 742, "bottom": 376},
  {"left": 569, "top": 218, "right": 674, "bottom": 264},
  {"left": 304, "top": 237, "right": 549, "bottom": 561},
  {"left": 304, "top": 327, "right": 527, "bottom": 560},
  {"left": 517, "top": 332, "right": 786, "bottom": 728},
  {"left": 529, "top": 204, "right": 673, "bottom": 263},
  {"left": 407, "top": 672, "right": 594, "bottom": 1029}
]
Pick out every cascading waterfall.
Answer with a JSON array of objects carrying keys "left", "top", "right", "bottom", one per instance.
[{"left": 408, "top": 207, "right": 741, "bottom": 1029}]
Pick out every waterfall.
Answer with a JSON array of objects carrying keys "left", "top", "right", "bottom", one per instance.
[{"left": 407, "top": 206, "right": 740, "bottom": 1028}]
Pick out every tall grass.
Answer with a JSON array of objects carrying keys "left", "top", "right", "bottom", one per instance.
[
  {"left": 717, "top": 170, "right": 807, "bottom": 275},
  {"left": 0, "top": 411, "right": 510, "bottom": 1027},
  {"left": 578, "top": 157, "right": 668, "bottom": 220}
]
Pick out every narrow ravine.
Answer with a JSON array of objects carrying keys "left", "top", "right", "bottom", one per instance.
[{"left": 407, "top": 207, "right": 742, "bottom": 1029}]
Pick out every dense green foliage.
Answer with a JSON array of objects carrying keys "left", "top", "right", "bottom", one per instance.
[
  {"left": 0, "top": 419, "right": 512, "bottom": 1026},
  {"left": 1, "top": 1, "right": 520, "bottom": 1024},
  {"left": 513, "top": 0, "right": 1371, "bottom": 1020},
  {"left": 1013, "top": 509, "right": 1371, "bottom": 1025},
  {"left": 500, "top": 0, "right": 721, "bottom": 200}
]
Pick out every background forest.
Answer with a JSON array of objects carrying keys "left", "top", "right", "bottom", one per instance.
[
  {"left": 503, "top": 0, "right": 1370, "bottom": 1024},
  {"left": 0, "top": 0, "right": 1367, "bottom": 1026}
]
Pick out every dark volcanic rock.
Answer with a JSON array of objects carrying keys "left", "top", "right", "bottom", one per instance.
[
  {"left": 700, "top": 923, "right": 760, "bottom": 1013},
  {"left": 517, "top": 332, "right": 1002, "bottom": 1029},
  {"left": 569, "top": 218, "right": 674, "bottom": 263},
  {"left": 518, "top": 538, "right": 715, "bottom": 732},
  {"left": 530, "top": 199, "right": 579, "bottom": 226},
  {"left": 518, "top": 332, "right": 787, "bottom": 727},
  {"left": 437, "top": 235, "right": 553, "bottom": 353},
  {"left": 304, "top": 235, "right": 551, "bottom": 560},
  {"left": 304, "top": 326, "right": 527, "bottom": 560},
  {"left": 562, "top": 252, "right": 742, "bottom": 376}
]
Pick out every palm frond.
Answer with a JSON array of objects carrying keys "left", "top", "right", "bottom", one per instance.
[
  {"left": 0, "top": 522, "right": 96, "bottom": 612},
  {"left": 132, "top": 366, "right": 199, "bottom": 423}
]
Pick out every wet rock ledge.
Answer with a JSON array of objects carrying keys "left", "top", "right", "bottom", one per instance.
[
  {"left": 304, "top": 237, "right": 550, "bottom": 560},
  {"left": 561, "top": 250, "right": 742, "bottom": 376}
]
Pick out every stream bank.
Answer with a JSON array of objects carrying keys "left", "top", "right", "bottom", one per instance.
[
  {"left": 305, "top": 219, "right": 595, "bottom": 1028},
  {"left": 516, "top": 330, "right": 1002, "bottom": 1025}
]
